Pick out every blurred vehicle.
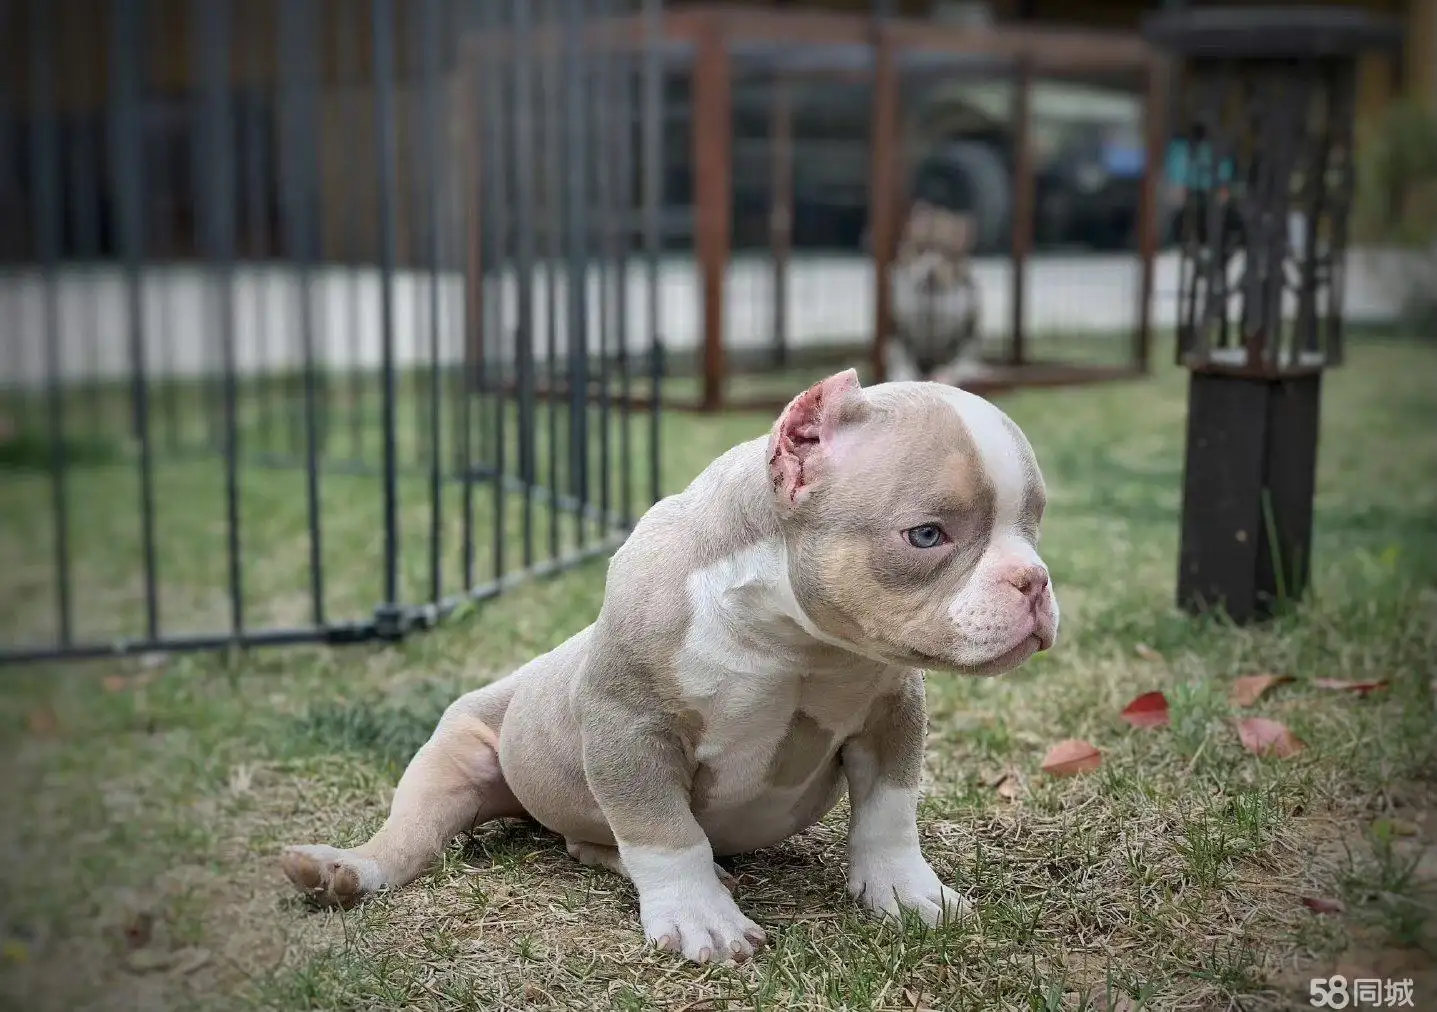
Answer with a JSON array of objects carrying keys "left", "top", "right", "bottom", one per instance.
[{"left": 713, "top": 64, "right": 1185, "bottom": 255}]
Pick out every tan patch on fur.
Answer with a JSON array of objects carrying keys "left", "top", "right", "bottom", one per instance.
[
  {"left": 858, "top": 674, "right": 928, "bottom": 789},
  {"left": 764, "top": 711, "right": 837, "bottom": 789}
]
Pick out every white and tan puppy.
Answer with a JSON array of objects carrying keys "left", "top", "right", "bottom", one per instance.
[{"left": 281, "top": 371, "right": 1059, "bottom": 965}]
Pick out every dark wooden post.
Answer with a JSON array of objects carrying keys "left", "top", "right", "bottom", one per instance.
[
  {"left": 1143, "top": 7, "right": 1401, "bottom": 624},
  {"left": 867, "top": 23, "right": 899, "bottom": 384},
  {"left": 1007, "top": 58, "right": 1034, "bottom": 368},
  {"left": 693, "top": 15, "right": 731, "bottom": 412}
]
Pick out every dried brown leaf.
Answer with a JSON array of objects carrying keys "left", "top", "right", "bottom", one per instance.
[
  {"left": 1302, "top": 896, "right": 1345, "bottom": 915},
  {"left": 1230, "top": 673, "right": 1294, "bottom": 707},
  {"left": 1236, "top": 717, "right": 1305, "bottom": 758},
  {"left": 1134, "top": 643, "right": 1163, "bottom": 662},
  {"left": 1040, "top": 739, "right": 1102, "bottom": 777}
]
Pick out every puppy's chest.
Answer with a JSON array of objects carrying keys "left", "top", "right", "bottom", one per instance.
[{"left": 683, "top": 668, "right": 885, "bottom": 808}]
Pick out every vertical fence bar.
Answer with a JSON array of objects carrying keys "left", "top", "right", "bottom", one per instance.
[
  {"left": 142, "top": 0, "right": 184, "bottom": 456},
  {"left": 481, "top": 0, "right": 510, "bottom": 581},
  {"left": 770, "top": 72, "right": 792, "bottom": 371},
  {"left": 195, "top": 0, "right": 245, "bottom": 638},
  {"left": 57, "top": 0, "right": 105, "bottom": 438},
  {"left": 110, "top": 0, "right": 162, "bottom": 641},
  {"left": 409, "top": 4, "right": 429, "bottom": 475},
  {"left": 276, "top": 0, "right": 326, "bottom": 626},
  {"left": 1008, "top": 58, "right": 1034, "bottom": 368},
  {"left": 28, "top": 0, "right": 73, "bottom": 647},
  {"left": 615, "top": 7, "right": 634, "bottom": 528},
  {"left": 421, "top": 0, "right": 446, "bottom": 604},
  {"left": 240, "top": 17, "right": 276, "bottom": 454},
  {"left": 542, "top": 0, "right": 563, "bottom": 558},
  {"left": 693, "top": 13, "right": 729, "bottom": 412},
  {"left": 1134, "top": 56, "right": 1163, "bottom": 377},
  {"left": 512, "top": 0, "right": 538, "bottom": 569},
  {"left": 867, "top": 22, "right": 897, "bottom": 384},
  {"left": 372, "top": 0, "right": 402, "bottom": 611},
  {"left": 460, "top": 25, "right": 482, "bottom": 591},
  {"left": 642, "top": 0, "right": 662, "bottom": 505},
  {"left": 336, "top": 11, "right": 366, "bottom": 463},
  {"left": 563, "top": 0, "right": 590, "bottom": 542},
  {"left": 594, "top": 0, "right": 614, "bottom": 533}
]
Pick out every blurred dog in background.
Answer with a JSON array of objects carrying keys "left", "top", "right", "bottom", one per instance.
[{"left": 887, "top": 201, "right": 988, "bottom": 386}]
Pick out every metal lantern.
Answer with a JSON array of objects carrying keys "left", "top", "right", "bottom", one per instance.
[{"left": 1143, "top": 7, "right": 1401, "bottom": 624}]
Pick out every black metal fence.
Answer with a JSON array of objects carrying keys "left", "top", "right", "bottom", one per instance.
[{"left": 0, "top": 0, "right": 667, "bottom": 664}]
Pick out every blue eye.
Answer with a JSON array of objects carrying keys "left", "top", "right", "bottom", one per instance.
[{"left": 905, "top": 524, "right": 947, "bottom": 549}]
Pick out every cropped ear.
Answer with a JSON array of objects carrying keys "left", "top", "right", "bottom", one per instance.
[{"left": 768, "top": 369, "right": 867, "bottom": 508}]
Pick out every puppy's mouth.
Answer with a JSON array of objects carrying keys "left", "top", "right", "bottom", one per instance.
[{"left": 907, "top": 633, "right": 1043, "bottom": 676}]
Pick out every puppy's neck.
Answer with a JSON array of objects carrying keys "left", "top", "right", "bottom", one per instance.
[{"left": 698, "top": 446, "right": 894, "bottom": 670}]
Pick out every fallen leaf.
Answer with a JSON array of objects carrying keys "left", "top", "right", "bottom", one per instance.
[
  {"left": 1236, "top": 717, "right": 1305, "bottom": 758},
  {"left": 1230, "top": 673, "right": 1294, "bottom": 707},
  {"left": 1134, "top": 643, "right": 1163, "bottom": 662},
  {"left": 1302, "top": 896, "right": 1345, "bottom": 915},
  {"left": 26, "top": 705, "right": 59, "bottom": 737},
  {"left": 1119, "top": 690, "right": 1170, "bottom": 728},
  {"left": 1040, "top": 739, "right": 1102, "bottom": 777},
  {"left": 993, "top": 771, "right": 1021, "bottom": 801},
  {"left": 102, "top": 675, "right": 129, "bottom": 693},
  {"left": 1312, "top": 678, "right": 1389, "bottom": 696},
  {"left": 0, "top": 939, "right": 28, "bottom": 964}
]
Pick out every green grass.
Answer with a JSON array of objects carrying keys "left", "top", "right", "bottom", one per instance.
[{"left": 1, "top": 335, "right": 1434, "bottom": 1011}]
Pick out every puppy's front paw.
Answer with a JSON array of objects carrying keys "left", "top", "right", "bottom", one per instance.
[
  {"left": 280, "top": 844, "right": 384, "bottom": 909},
  {"left": 640, "top": 882, "right": 767, "bottom": 965},
  {"left": 849, "top": 851, "right": 970, "bottom": 927}
]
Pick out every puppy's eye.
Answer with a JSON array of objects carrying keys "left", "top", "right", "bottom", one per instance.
[{"left": 904, "top": 524, "right": 947, "bottom": 549}]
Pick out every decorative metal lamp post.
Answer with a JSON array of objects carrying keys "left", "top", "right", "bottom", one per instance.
[{"left": 1142, "top": 8, "right": 1401, "bottom": 624}]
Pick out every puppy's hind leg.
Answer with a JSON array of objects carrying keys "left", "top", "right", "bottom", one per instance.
[{"left": 281, "top": 682, "right": 526, "bottom": 909}]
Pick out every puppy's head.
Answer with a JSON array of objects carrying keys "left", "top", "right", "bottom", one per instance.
[{"left": 767, "top": 370, "right": 1058, "bottom": 676}]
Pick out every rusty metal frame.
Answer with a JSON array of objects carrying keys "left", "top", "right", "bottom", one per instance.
[{"left": 465, "top": 5, "right": 1167, "bottom": 414}]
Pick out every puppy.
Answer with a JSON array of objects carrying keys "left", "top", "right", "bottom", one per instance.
[
  {"left": 888, "top": 201, "right": 987, "bottom": 386},
  {"left": 281, "top": 371, "right": 1059, "bottom": 965}
]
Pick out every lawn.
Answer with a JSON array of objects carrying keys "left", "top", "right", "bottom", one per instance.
[{"left": 0, "top": 334, "right": 1434, "bottom": 1011}]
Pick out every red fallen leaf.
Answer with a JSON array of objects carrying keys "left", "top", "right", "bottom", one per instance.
[
  {"left": 1041, "top": 739, "right": 1102, "bottom": 777},
  {"left": 1230, "top": 673, "right": 1294, "bottom": 707},
  {"left": 1119, "top": 691, "right": 1170, "bottom": 728},
  {"left": 1302, "top": 896, "right": 1345, "bottom": 915},
  {"left": 1312, "top": 678, "right": 1389, "bottom": 696},
  {"left": 1236, "top": 717, "right": 1305, "bottom": 758}
]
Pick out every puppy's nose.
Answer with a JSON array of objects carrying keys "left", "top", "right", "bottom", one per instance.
[{"left": 1008, "top": 564, "right": 1049, "bottom": 603}]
